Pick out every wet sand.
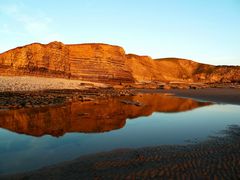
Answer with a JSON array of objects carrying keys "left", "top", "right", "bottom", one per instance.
[
  {"left": 2, "top": 125, "right": 240, "bottom": 179},
  {"left": 156, "top": 88, "right": 240, "bottom": 105},
  {"left": 1, "top": 88, "right": 240, "bottom": 179}
]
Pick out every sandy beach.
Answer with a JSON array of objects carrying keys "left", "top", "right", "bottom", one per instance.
[
  {"left": 2, "top": 124, "right": 240, "bottom": 179},
  {"left": 0, "top": 76, "right": 107, "bottom": 92},
  {"left": 1, "top": 0, "right": 240, "bottom": 178},
  {"left": 0, "top": 87, "right": 239, "bottom": 179},
  {"left": 1, "top": 76, "right": 240, "bottom": 105},
  {"left": 0, "top": 77, "right": 240, "bottom": 179},
  {"left": 156, "top": 88, "right": 240, "bottom": 105}
]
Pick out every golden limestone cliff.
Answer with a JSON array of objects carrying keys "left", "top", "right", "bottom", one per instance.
[
  {"left": 0, "top": 41, "right": 240, "bottom": 83},
  {"left": 0, "top": 42, "right": 134, "bottom": 83},
  {"left": 127, "top": 55, "right": 240, "bottom": 83}
]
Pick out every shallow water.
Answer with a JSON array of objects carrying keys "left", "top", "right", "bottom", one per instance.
[{"left": 0, "top": 93, "right": 239, "bottom": 174}]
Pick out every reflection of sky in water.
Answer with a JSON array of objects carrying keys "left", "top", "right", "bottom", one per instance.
[{"left": 0, "top": 104, "right": 240, "bottom": 174}]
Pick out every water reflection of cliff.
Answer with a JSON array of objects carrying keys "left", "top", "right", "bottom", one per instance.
[{"left": 0, "top": 93, "right": 211, "bottom": 137}]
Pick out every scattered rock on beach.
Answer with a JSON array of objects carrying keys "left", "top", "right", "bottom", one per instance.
[{"left": 163, "top": 85, "right": 172, "bottom": 90}]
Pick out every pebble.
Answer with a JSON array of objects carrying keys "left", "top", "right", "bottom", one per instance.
[{"left": 0, "top": 89, "right": 137, "bottom": 110}]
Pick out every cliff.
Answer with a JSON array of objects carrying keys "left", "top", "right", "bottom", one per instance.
[
  {"left": 0, "top": 41, "right": 239, "bottom": 84},
  {"left": 127, "top": 55, "right": 240, "bottom": 83},
  {"left": 0, "top": 42, "right": 134, "bottom": 83}
]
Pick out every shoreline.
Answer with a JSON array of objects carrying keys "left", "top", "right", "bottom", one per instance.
[
  {"left": 1, "top": 87, "right": 240, "bottom": 111},
  {"left": 2, "top": 125, "right": 240, "bottom": 179},
  {"left": 0, "top": 88, "right": 136, "bottom": 110},
  {"left": 1, "top": 77, "right": 240, "bottom": 178},
  {"left": 155, "top": 88, "right": 240, "bottom": 105}
]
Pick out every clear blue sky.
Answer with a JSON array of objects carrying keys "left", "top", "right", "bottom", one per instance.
[{"left": 0, "top": 0, "right": 240, "bottom": 65}]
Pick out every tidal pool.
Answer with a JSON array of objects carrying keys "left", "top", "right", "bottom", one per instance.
[{"left": 0, "top": 93, "right": 239, "bottom": 174}]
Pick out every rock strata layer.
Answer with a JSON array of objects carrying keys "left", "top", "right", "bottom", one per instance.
[
  {"left": 0, "top": 41, "right": 239, "bottom": 84},
  {"left": 0, "top": 42, "right": 133, "bottom": 83}
]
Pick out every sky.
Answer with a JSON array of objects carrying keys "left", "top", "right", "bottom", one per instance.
[{"left": 0, "top": 0, "right": 240, "bottom": 65}]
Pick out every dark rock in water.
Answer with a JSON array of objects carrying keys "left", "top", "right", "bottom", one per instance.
[
  {"left": 120, "top": 100, "right": 144, "bottom": 106},
  {"left": 77, "top": 112, "right": 89, "bottom": 116}
]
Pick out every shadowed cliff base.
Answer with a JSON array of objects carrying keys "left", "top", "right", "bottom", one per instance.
[
  {"left": 3, "top": 125, "right": 240, "bottom": 179},
  {"left": 0, "top": 93, "right": 211, "bottom": 137}
]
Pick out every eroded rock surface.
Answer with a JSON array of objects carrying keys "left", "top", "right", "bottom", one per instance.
[
  {"left": 0, "top": 41, "right": 240, "bottom": 84},
  {"left": 127, "top": 55, "right": 240, "bottom": 83},
  {"left": 0, "top": 42, "right": 134, "bottom": 83}
]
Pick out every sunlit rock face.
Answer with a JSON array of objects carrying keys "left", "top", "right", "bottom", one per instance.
[
  {"left": 126, "top": 56, "right": 240, "bottom": 83},
  {"left": 125, "top": 55, "right": 203, "bottom": 82},
  {"left": 67, "top": 43, "right": 133, "bottom": 82},
  {"left": 193, "top": 66, "right": 240, "bottom": 83},
  {"left": 0, "top": 41, "right": 240, "bottom": 83},
  {"left": 0, "top": 42, "right": 70, "bottom": 77},
  {"left": 0, "top": 94, "right": 211, "bottom": 137},
  {"left": 0, "top": 42, "right": 134, "bottom": 83},
  {"left": 126, "top": 54, "right": 166, "bottom": 82}
]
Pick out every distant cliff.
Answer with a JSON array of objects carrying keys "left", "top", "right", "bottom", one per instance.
[
  {"left": 0, "top": 41, "right": 239, "bottom": 84},
  {"left": 127, "top": 55, "right": 240, "bottom": 83}
]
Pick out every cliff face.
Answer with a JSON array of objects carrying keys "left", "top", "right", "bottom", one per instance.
[
  {"left": 126, "top": 55, "right": 240, "bottom": 83},
  {"left": 0, "top": 42, "right": 70, "bottom": 77},
  {"left": 126, "top": 54, "right": 166, "bottom": 82},
  {"left": 193, "top": 65, "right": 240, "bottom": 83},
  {"left": 0, "top": 41, "right": 239, "bottom": 84},
  {"left": 67, "top": 43, "right": 133, "bottom": 82},
  {"left": 126, "top": 55, "right": 203, "bottom": 82},
  {"left": 0, "top": 42, "right": 134, "bottom": 83}
]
